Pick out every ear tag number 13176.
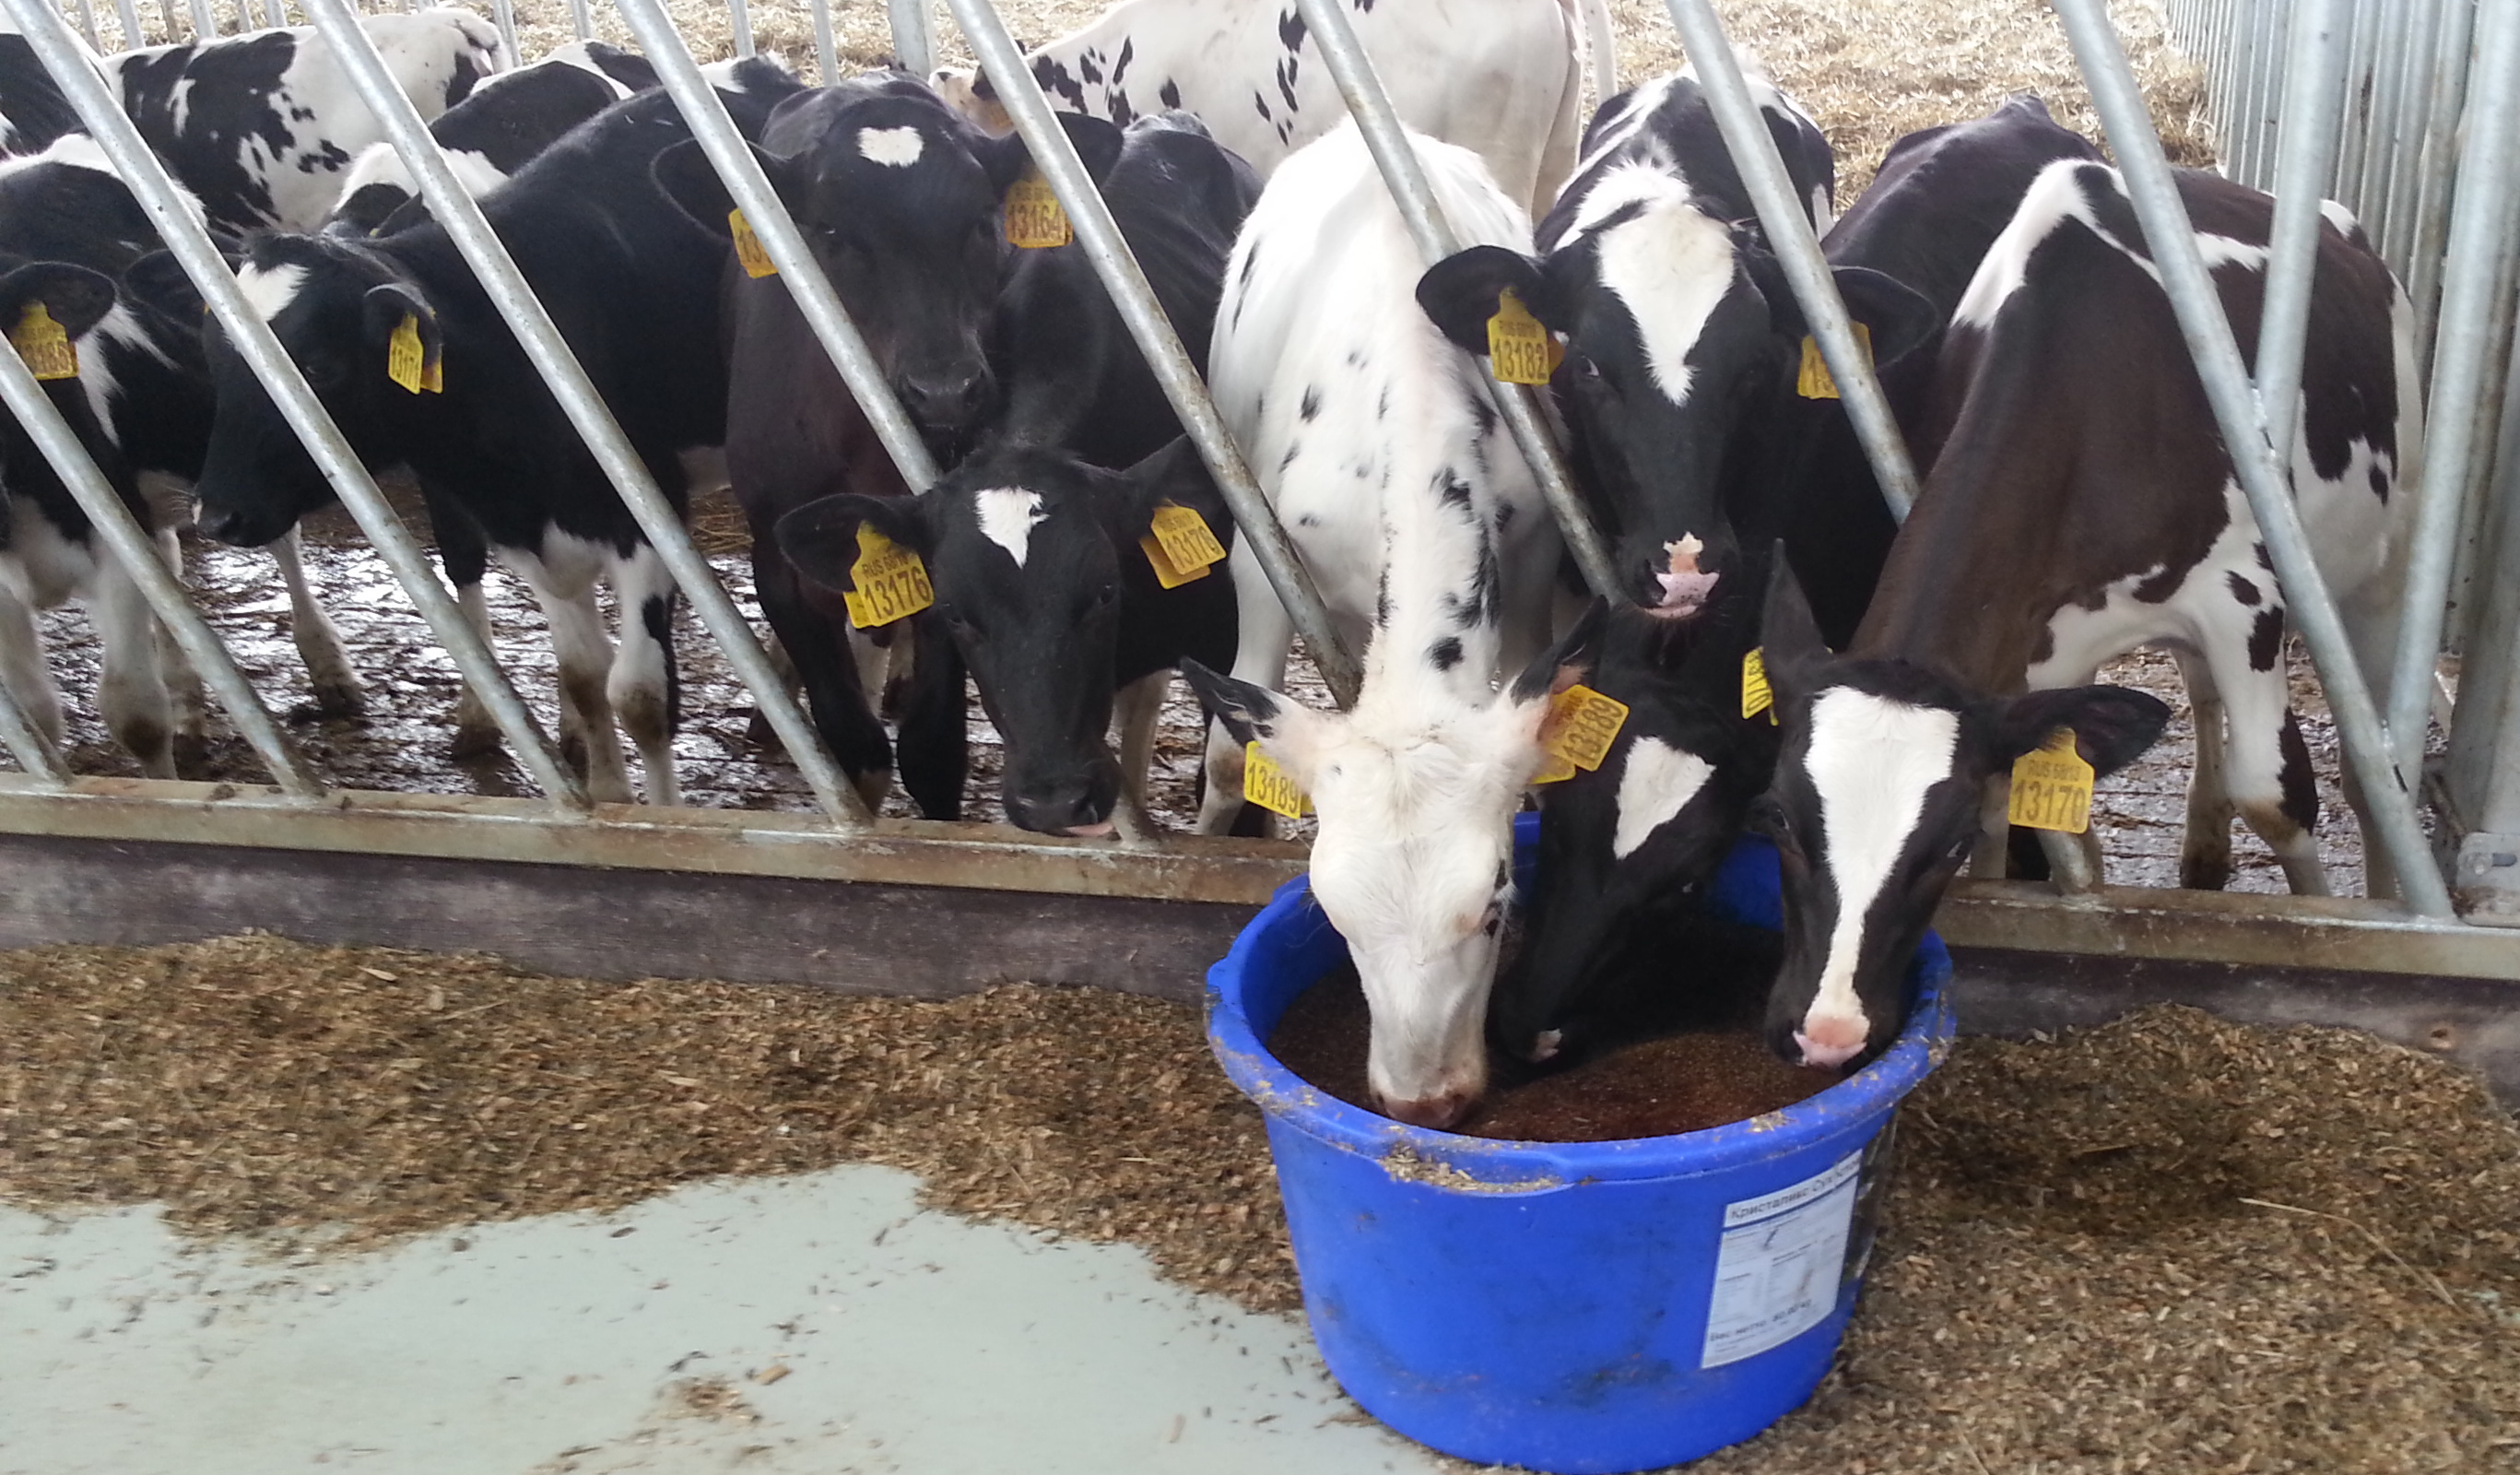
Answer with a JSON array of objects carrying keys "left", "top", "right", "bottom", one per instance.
[
  {"left": 2008, "top": 727, "right": 2094, "bottom": 833},
  {"left": 842, "top": 525, "right": 935, "bottom": 630}
]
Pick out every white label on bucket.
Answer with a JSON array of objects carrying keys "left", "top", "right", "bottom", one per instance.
[{"left": 1702, "top": 1152, "right": 1860, "bottom": 1368}]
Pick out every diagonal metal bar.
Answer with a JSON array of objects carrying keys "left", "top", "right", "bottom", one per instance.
[
  {"left": 304, "top": 0, "right": 876, "bottom": 826},
  {"left": 2253, "top": 0, "right": 2349, "bottom": 463},
  {"left": 0, "top": 646, "right": 71, "bottom": 785},
  {"left": 1665, "top": 0, "right": 1928, "bottom": 525},
  {"left": 1, "top": 0, "right": 594, "bottom": 811},
  {"left": 1290, "top": 0, "right": 1624, "bottom": 600},
  {"left": 2406, "top": 0, "right": 2479, "bottom": 373},
  {"left": 614, "top": 0, "right": 940, "bottom": 492},
  {"left": 940, "top": 0, "right": 1366, "bottom": 705},
  {"left": 2389, "top": 0, "right": 2520, "bottom": 785},
  {"left": 0, "top": 335, "right": 327, "bottom": 797},
  {"left": 2051, "top": 0, "right": 2455, "bottom": 916}
]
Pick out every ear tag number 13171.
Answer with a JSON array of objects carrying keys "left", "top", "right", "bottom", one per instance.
[{"left": 2008, "top": 727, "right": 2094, "bottom": 833}]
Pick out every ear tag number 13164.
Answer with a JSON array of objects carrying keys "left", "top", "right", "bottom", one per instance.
[
  {"left": 1005, "top": 172, "right": 1072, "bottom": 249},
  {"left": 2008, "top": 727, "right": 2094, "bottom": 833}
]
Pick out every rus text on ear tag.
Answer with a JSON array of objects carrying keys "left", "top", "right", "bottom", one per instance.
[
  {"left": 1796, "top": 321, "right": 1872, "bottom": 400},
  {"left": 2008, "top": 727, "right": 2095, "bottom": 833},
  {"left": 386, "top": 313, "right": 440, "bottom": 394},
  {"left": 1243, "top": 740, "right": 1307, "bottom": 818},
  {"left": 1741, "top": 647, "right": 1777, "bottom": 724},
  {"left": 729, "top": 207, "right": 778, "bottom": 278},
  {"left": 1537, "top": 683, "right": 1628, "bottom": 782},
  {"left": 1004, "top": 171, "right": 1071, "bottom": 249},
  {"left": 9, "top": 303, "right": 77, "bottom": 381},
  {"left": 1142, "top": 502, "right": 1226, "bottom": 588},
  {"left": 842, "top": 525, "right": 935, "bottom": 629},
  {"left": 1487, "top": 289, "right": 1562, "bottom": 385}
]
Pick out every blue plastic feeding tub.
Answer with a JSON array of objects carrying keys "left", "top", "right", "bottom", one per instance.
[{"left": 1206, "top": 816, "right": 1954, "bottom": 1473}]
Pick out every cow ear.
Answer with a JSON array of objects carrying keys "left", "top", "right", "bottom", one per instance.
[
  {"left": 0, "top": 262, "right": 117, "bottom": 340},
  {"left": 121, "top": 252, "right": 204, "bottom": 324},
  {"left": 775, "top": 493, "right": 932, "bottom": 596},
  {"left": 1416, "top": 244, "right": 1552, "bottom": 354},
  {"left": 653, "top": 136, "right": 783, "bottom": 236},
  {"left": 1989, "top": 685, "right": 2171, "bottom": 776},
  {"left": 1758, "top": 546, "right": 1830, "bottom": 691},
  {"left": 1115, "top": 436, "right": 1227, "bottom": 537},
  {"left": 1831, "top": 265, "right": 1940, "bottom": 371},
  {"left": 361, "top": 281, "right": 441, "bottom": 379},
  {"left": 1508, "top": 598, "right": 1609, "bottom": 705},
  {"left": 1178, "top": 656, "right": 1337, "bottom": 786},
  {"left": 982, "top": 112, "right": 1125, "bottom": 194}
]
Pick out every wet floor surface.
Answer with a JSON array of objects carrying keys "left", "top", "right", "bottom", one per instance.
[{"left": 15, "top": 493, "right": 2402, "bottom": 893}]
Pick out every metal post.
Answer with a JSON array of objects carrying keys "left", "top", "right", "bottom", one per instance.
[
  {"left": 887, "top": 0, "right": 929, "bottom": 77},
  {"left": 2255, "top": 0, "right": 2349, "bottom": 463},
  {"left": 0, "top": 341, "right": 328, "bottom": 797},
  {"left": 2050, "top": 0, "right": 2457, "bottom": 916},
  {"left": 186, "top": 0, "right": 211, "bottom": 36},
  {"left": 489, "top": 0, "right": 516, "bottom": 67},
  {"left": 305, "top": 0, "right": 877, "bottom": 826},
  {"left": 1, "top": 0, "right": 594, "bottom": 813},
  {"left": 808, "top": 0, "right": 835, "bottom": 84},
  {"left": 1664, "top": 0, "right": 1928, "bottom": 523},
  {"left": 0, "top": 655, "right": 71, "bottom": 785},
  {"left": 2395, "top": 0, "right": 2520, "bottom": 782},
  {"left": 724, "top": 0, "right": 751, "bottom": 58},
  {"left": 937, "top": 0, "right": 1369, "bottom": 704},
  {"left": 109, "top": 0, "right": 141, "bottom": 45},
  {"left": 566, "top": 0, "right": 590, "bottom": 41},
  {"left": 2408, "top": 0, "right": 2480, "bottom": 372},
  {"left": 2378, "top": 0, "right": 2447, "bottom": 270},
  {"left": 613, "top": 0, "right": 938, "bottom": 493},
  {"left": 68, "top": 0, "right": 99, "bottom": 49}
]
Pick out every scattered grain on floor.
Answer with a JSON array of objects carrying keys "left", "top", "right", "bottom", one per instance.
[{"left": 6, "top": 938, "right": 2516, "bottom": 1470}]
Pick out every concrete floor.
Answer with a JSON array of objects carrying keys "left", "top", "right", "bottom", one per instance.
[{"left": 0, "top": 1165, "right": 1445, "bottom": 1475}]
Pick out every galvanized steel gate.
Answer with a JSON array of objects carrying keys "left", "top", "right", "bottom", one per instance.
[{"left": 0, "top": 0, "right": 2516, "bottom": 1092}]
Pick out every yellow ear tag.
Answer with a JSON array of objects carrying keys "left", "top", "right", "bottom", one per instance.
[
  {"left": 1004, "top": 171, "right": 1071, "bottom": 249},
  {"left": 10, "top": 302, "right": 76, "bottom": 381},
  {"left": 1541, "top": 683, "right": 1629, "bottom": 776},
  {"left": 1533, "top": 750, "right": 1579, "bottom": 785},
  {"left": 1742, "top": 647, "right": 1777, "bottom": 724},
  {"left": 1243, "top": 739, "right": 1308, "bottom": 819},
  {"left": 2008, "top": 727, "right": 2095, "bottom": 834},
  {"left": 1796, "top": 321, "right": 1873, "bottom": 400},
  {"left": 385, "top": 313, "right": 440, "bottom": 394},
  {"left": 729, "top": 207, "right": 777, "bottom": 278},
  {"left": 842, "top": 525, "right": 935, "bottom": 630},
  {"left": 1140, "top": 502, "right": 1226, "bottom": 589},
  {"left": 1487, "top": 289, "right": 1562, "bottom": 385}
]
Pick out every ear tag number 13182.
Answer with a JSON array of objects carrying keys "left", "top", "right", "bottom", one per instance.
[
  {"left": 1141, "top": 502, "right": 1227, "bottom": 588},
  {"left": 1535, "top": 682, "right": 1628, "bottom": 785},
  {"left": 2008, "top": 727, "right": 2094, "bottom": 833},
  {"left": 842, "top": 525, "right": 935, "bottom": 630},
  {"left": 1488, "top": 289, "right": 1564, "bottom": 386}
]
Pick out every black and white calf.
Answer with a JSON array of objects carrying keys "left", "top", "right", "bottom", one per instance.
[
  {"left": 1484, "top": 96, "right": 2105, "bottom": 1066},
  {"left": 109, "top": 6, "right": 501, "bottom": 234},
  {"left": 763, "top": 112, "right": 1259, "bottom": 836},
  {"left": 933, "top": 0, "right": 1614, "bottom": 218},
  {"left": 171, "top": 63, "right": 806, "bottom": 805},
  {"left": 1181, "top": 123, "right": 1582, "bottom": 1128},
  {"left": 654, "top": 73, "right": 1133, "bottom": 818},
  {"left": 1754, "top": 157, "right": 2420, "bottom": 1069},
  {"left": 0, "top": 18, "right": 86, "bottom": 156}
]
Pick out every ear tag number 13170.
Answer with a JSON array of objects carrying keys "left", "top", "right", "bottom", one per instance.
[
  {"left": 1141, "top": 502, "right": 1227, "bottom": 588},
  {"left": 842, "top": 525, "right": 935, "bottom": 630},
  {"left": 2008, "top": 727, "right": 2094, "bottom": 833},
  {"left": 1534, "top": 683, "right": 1628, "bottom": 785}
]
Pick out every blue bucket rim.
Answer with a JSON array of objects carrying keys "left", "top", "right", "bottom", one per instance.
[{"left": 1205, "top": 835, "right": 1955, "bottom": 1188}]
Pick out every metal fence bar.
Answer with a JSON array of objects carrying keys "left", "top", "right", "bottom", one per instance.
[
  {"left": 938, "top": 0, "right": 1368, "bottom": 704},
  {"left": 807, "top": 0, "right": 834, "bottom": 84},
  {"left": 185, "top": 0, "right": 210, "bottom": 37},
  {"left": 489, "top": 0, "right": 515, "bottom": 66},
  {"left": 106, "top": 0, "right": 138, "bottom": 44},
  {"left": 2051, "top": 0, "right": 2456, "bottom": 917},
  {"left": 1665, "top": 0, "right": 1927, "bottom": 524},
  {"left": 0, "top": 339, "right": 327, "bottom": 797},
  {"left": 2408, "top": 0, "right": 2481, "bottom": 372},
  {"left": 2377, "top": 0, "right": 2445, "bottom": 268},
  {"left": 1, "top": 0, "right": 595, "bottom": 812},
  {"left": 888, "top": 0, "right": 928, "bottom": 77},
  {"left": 724, "top": 0, "right": 750, "bottom": 58},
  {"left": 2351, "top": 0, "right": 2408, "bottom": 227},
  {"left": 67, "top": 0, "right": 98, "bottom": 48},
  {"left": 303, "top": 0, "right": 877, "bottom": 827},
  {"left": 0, "top": 656, "right": 72, "bottom": 785},
  {"left": 2255, "top": 0, "right": 2350, "bottom": 463},
  {"left": 1289, "top": 0, "right": 1624, "bottom": 602},
  {"left": 565, "top": 0, "right": 589, "bottom": 41},
  {"left": 2395, "top": 0, "right": 2520, "bottom": 783},
  {"left": 613, "top": 0, "right": 937, "bottom": 493}
]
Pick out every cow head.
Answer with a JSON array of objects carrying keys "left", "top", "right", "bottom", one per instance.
[
  {"left": 0, "top": 258, "right": 123, "bottom": 515},
  {"left": 1489, "top": 596, "right": 1777, "bottom": 1067},
  {"left": 1181, "top": 606, "right": 1608, "bottom": 1129},
  {"left": 1415, "top": 206, "right": 1936, "bottom": 618},
  {"left": 654, "top": 77, "right": 1123, "bottom": 455},
  {"left": 777, "top": 437, "right": 1225, "bottom": 837},
  {"left": 1751, "top": 562, "right": 2168, "bottom": 1070},
  {"left": 155, "top": 231, "right": 438, "bottom": 548}
]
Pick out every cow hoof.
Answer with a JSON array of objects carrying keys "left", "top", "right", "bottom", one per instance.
[
  {"left": 743, "top": 706, "right": 779, "bottom": 749},
  {"left": 311, "top": 680, "right": 367, "bottom": 722},
  {"left": 170, "top": 731, "right": 209, "bottom": 774},
  {"left": 448, "top": 723, "right": 504, "bottom": 761},
  {"left": 2181, "top": 859, "right": 2234, "bottom": 891}
]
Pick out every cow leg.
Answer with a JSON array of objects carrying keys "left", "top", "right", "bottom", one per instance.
[
  {"left": 2173, "top": 644, "right": 2237, "bottom": 891},
  {"left": 1195, "top": 550, "right": 1295, "bottom": 837},
  {"left": 424, "top": 487, "right": 502, "bottom": 760},
  {"left": 2208, "top": 629, "right": 2329, "bottom": 894},
  {"left": 514, "top": 564, "right": 633, "bottom": 805},
  {"left": 266, "top": 528, "right": 363, "bottom": 719},
  {"left": 743, "top": 631, "right": 800, "bottom": 747},
  {"left": 606, "top": 544, "right": 681, "bottom": 808},
  {"left": 893, "top": 608, "right": 966, "bottom": 820},
  {"left": 1969, "top": 775, "right": 2011, "bottom": 879},
  {"left": 850, "top": 624, "right": 890, "bottom": 720},
  {"left": 752, "top": 546, "right": 892, "bottom": 805},
  {"left": 89, "top": 559, "right": 175, "bottom": 779},
  {"left": 1111, "top": 667, "right": 1169, "bottom": 843},
  {"left": 0, "top": 583, "right": 65, "bottom": 751},
  {"left": 147, "top": 523, "right": 208, "bottom": 765}
]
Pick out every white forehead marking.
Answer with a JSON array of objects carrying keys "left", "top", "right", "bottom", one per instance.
[
  {"left": 858, "top": 125, "right": 924, "bottom": 168},
  {"left": 1802, "top": 688, "right": 1961, "bottom": 1034},
  {"left": 1612, "top": 735, "right": 1714, "bottom": 860},
  {"left": 973, "top": 486, "right": 1047, "bottom": 568},
  {"left": 1589, "top": 177, "right": 1737, "bottom": 406},
  {"left": 235, "top": 263, "right": 307, "bottom": 322}
]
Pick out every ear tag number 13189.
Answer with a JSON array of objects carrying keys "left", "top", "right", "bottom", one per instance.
[
  {"left": 1488, "top": 289, "right": 1564, "bottom": 386},
  {"left": 842, "top": 525, "right": 935, "bottom": 630},
  {"left": 1535, "top": 682, "right": 1628, "bottom": 785},
  {"left": 1141, "top": 502, "right": 1227, "bottom": 588},
  {"left": 2008, "top": 727, "right": 2094, "bottom": 833},
  {"left": 1243, "top": 741, "right": 1307, "bottom": 819}
]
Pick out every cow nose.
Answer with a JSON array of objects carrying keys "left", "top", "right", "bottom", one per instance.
[
  {"left": 194, "top": 505, "right": 271, "bottom": 548},
  {"left": 1006, "top": 783, "right": 1110, "bottom": 837},
  {"left": 1379, "top": 1088, "right": 1478, "bottom": 1130},
  {"left": 901, "top": 372, "right": 987, "bottom": 429},
  {"left": 1794, "top": 1013, "right": 1869, "bottom": 1070}
]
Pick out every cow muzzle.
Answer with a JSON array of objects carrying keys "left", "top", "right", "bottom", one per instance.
[{"left": 194, "top": 502, "right": 295, "bottom": 549}]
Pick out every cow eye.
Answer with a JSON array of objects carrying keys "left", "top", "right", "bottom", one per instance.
[{"left": 1084, "top": 582, "right": 1119, "bottom": 612}]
